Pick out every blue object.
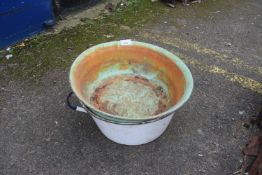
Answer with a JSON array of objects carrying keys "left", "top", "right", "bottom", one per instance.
[{"left": 0, "top": 0, "right": 55, "bottom": 49}]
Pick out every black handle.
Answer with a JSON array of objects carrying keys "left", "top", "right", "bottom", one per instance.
[
  {"left": 66, "top": 92, "right": 77, "bottom": 110},
  {"left": 66, "top": 92, "right": 87, "bottom": 113}
]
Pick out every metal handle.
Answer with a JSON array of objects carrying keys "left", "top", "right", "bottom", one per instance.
[{"left": 66, "top": 92, "right": 87, "bottom": 113}]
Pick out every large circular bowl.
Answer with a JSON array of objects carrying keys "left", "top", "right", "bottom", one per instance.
[{"left": 69, "top": 40, "right": 193, "bottom": 124}]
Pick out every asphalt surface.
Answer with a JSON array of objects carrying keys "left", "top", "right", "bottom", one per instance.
[{"left": 0, "top": 0, "right": 262, "bottom": 174}]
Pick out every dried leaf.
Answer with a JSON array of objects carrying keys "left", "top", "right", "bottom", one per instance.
[
  {"left": 249, "top": 151, "right": 262, "bottom": 175},
  {"left": 243, "top": 136, "right": 262, "bottom": 156}
]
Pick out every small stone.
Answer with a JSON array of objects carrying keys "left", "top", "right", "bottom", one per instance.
[
  {"left": 5, "top": 54, "right": 13, "bottom": 60},
  {"left": 199, "top": 169, "right": 206, "bottom": 173},
  {"left": 239, "top": 111, "right": 245, "bottom": 115},
  {"left": 120, "top": 25, "right": 131, "bottom": 31},
  {"left": 231, "top": 118, "right": 235, "bottom": 121},
  {"left": 167, "top": 3, "right": 175, "bottom": 8},
  {"left": 197, "top": 129, "right": 204, "bottom": 136},
  {"left": 225, "top": 42, "right": 232, "bottom": 47},
  {"left": 198, "top": 153, "right": 204, "bottom": 157},
  {"left": 9, "top": 156, "right": 16, "bottom": 167},
  {"left": 164, "top": 21, "right": 168, "bottom": 24},
  {"left": 55, "top": 121, "right": 58, "bottom": 125},
  {"left": 6, "top": 47, "right": 11, "bottom": 51},
  {"left": 45, "top": 137, "right": 51, "bottom": 142},
  {"left": 213, "top": 11, "right": 221, "bottom": 14},
  {"left": 1, "top": 88, "right": 6, "bottom": 91},
  {"left": 192, "top": 0, "right": 202, "bottom": 3},
  {"left": 104, "top": 34, "right": 114, "bottom": 38},
  {"left": 8, "top": 63, "right": 18, "bottom": 68},
  {"left": 17, "top": 43, "right": 25, "bottom": 47}
]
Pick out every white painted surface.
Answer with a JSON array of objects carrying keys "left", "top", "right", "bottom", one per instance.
[
  {"left": 92, "top": 114, "right": 173, "bottom": 145},
  {"left": 120, "top": 39, "right": 132, "bottom": 45},
  {"left": 76, "top": 106, "right": 87, "bottom": 113}
]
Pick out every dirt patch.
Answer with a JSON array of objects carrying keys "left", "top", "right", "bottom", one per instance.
[{"left": 47, "top": 0, "right": 122, "bottom": 34}]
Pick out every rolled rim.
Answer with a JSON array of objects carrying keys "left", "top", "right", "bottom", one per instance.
[{"left": 69, "top": 40, "right": 194, "bottom": 123}]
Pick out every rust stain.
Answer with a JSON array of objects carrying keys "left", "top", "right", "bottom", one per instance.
[{"left": 90, "top": 75, "right": 170, "bottom": 117}]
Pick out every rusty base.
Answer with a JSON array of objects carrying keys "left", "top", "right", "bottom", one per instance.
[{"left": 90, "top": 75, "right": 170, "bottom": 118}]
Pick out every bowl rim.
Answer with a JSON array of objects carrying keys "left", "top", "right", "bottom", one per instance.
[{"left": 69, "top": 40, "right": 194, "bottom": 123}]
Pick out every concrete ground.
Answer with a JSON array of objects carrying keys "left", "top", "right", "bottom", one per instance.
[{"left": 0, "top": 0, "right": 262, "bottom": 174}]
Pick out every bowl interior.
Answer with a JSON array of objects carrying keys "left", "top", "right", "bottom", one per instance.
[{"left": 70, "top": 44, "right": 187, "bottom": 120}]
